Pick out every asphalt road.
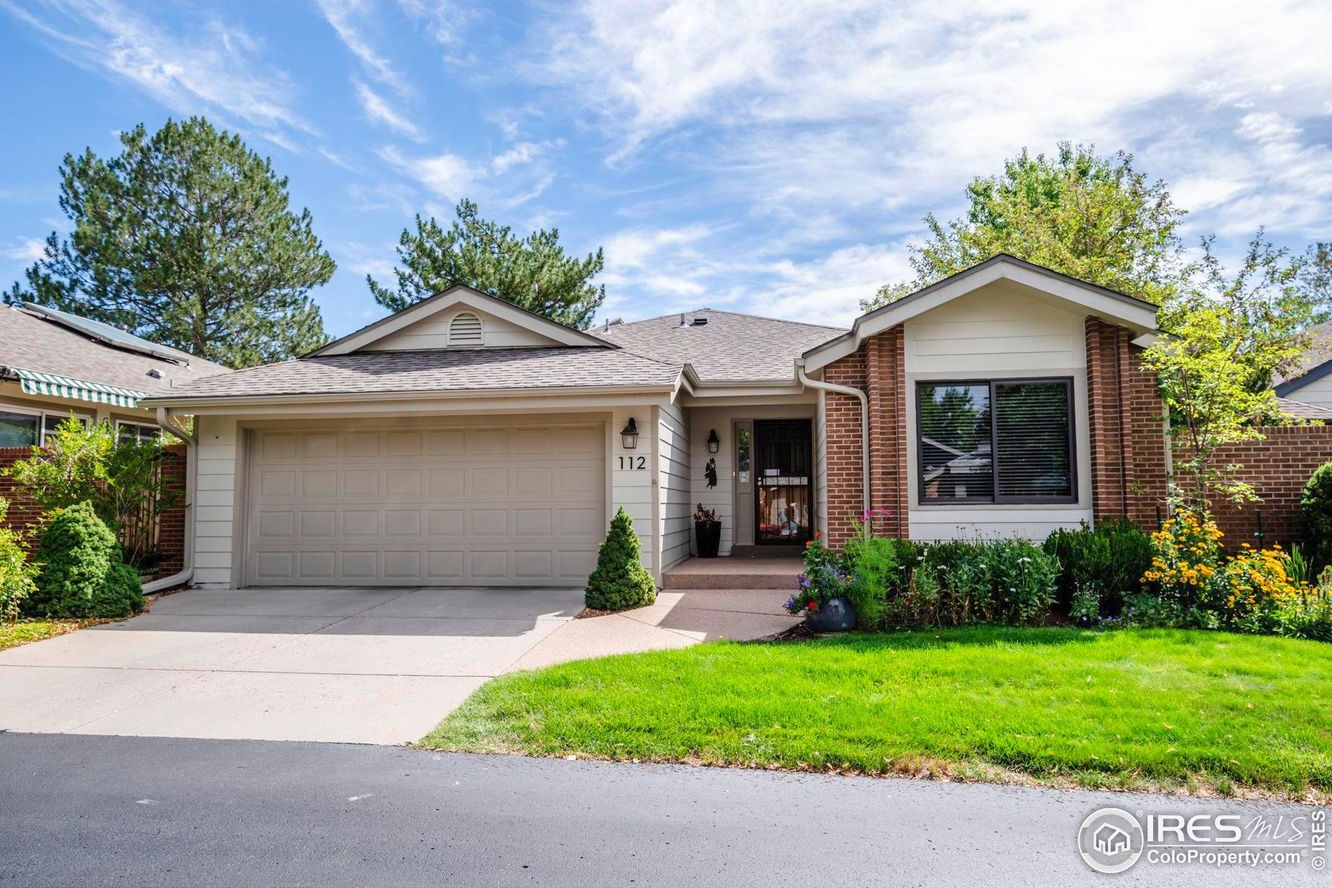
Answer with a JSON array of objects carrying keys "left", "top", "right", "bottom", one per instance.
[{"left": 0, "top": 732, "right": 1323, "bottom": 888}]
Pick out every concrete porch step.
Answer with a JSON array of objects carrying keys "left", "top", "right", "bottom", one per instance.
[{"left": 662, "top": 556, "right": 803, "bottom": 591}]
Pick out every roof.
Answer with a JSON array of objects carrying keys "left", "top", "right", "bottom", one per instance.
[
  {"left": 1276, "top": 397, "right": 1332, "bottom": 421},
  {"left": 592, "top": 308, "right": 843, "bottom": 383},
  {"left": 142, "top": 347, "right": 682, "bottom": 404},
  {"left": 312, "top": 284, "right": 612, "bottom": 356},
  {"left": 802, "top": 254, "right": 1161, "bottom": 371},
  {"left": 0, "top": 304, "right": 230, "bottom": 400}
]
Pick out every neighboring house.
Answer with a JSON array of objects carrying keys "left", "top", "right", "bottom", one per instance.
[
  {"left": 145, "top": 254, "right": 1177, "bottom": 590},
  {"left": 0, "top": 302, "right": 230, "bottom": 442}
]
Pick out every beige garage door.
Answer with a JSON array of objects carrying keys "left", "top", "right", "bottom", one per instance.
[{"left": 245, "top": 420, "right": 606, "bottom": 586}]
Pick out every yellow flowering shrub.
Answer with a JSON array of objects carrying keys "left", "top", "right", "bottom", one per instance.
[{"left": 1140, "top": 509, "right": 1307, "bottom": 629}]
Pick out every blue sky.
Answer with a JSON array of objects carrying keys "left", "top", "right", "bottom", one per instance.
[{"left": 1, "top": 1, "right": 1330, "bottom": 339}]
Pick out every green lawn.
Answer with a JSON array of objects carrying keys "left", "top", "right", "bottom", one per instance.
[
  {"left": 0, "top": 618, "right": 105, "bottom": 651},
  {"left": 421, "top": 627, "right": 1332, "bottom": 798}
]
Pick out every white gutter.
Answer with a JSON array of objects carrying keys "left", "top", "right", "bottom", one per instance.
[
  {"left": 795, "top": 359, "right": 870, "bottom": 518},
  {"left": 142, "top": 407, "right": 197, "bottom": 595}
]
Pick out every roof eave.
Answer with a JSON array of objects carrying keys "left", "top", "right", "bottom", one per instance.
[{"left": 140, "top": 381, "right": 679, "bottom": 411}]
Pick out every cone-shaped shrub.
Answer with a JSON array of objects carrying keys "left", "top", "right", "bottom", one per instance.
[
  {"left": 25, "top": 501, "right": 144, "bottom": 618},
  {"left": 586, "top": 506, "right": 656, "bottom": 611}
]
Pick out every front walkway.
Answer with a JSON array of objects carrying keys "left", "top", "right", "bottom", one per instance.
[{"left": 0, "top": 585, "right": 796, "bottom": 744}]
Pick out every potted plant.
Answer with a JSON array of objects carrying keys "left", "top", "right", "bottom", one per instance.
[
  {"left": 784, "top": 532, "right": 856, "bottom": 632},
  {"left": 694, "top": 503, "right": 722, "bottom": 558}
]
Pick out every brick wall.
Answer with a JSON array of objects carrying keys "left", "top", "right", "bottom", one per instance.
[
  {"left": 823, "top": 324, "right": 908, "bottom": 547},
  {"left": 1175, "top": 427, "right": 1332, "bottom": 549},
  {"left": 1084, "top": 317, "right": 1171, "bottom": 530},
  {"left": 823, "top": 347, "right": 867, "bottom": 548},
  {"left": 0, "top": 443, "right": 188, "bottom": 580}
]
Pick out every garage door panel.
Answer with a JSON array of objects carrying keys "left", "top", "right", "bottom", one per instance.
[{"left": 248, "top": 421, "right": 605, "bottom": 586}]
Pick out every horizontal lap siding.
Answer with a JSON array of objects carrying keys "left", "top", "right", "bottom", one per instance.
[{"left": 658, "top": 403, "right": 691, "bottom": 570}]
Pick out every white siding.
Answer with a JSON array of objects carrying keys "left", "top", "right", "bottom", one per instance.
[
  {"left": 1283, "top": 373, "right": 1332, "bottom": 410},
  {"left": 658, "top": 402, "right": 691, "bottom": 570},
  {"left": 193, "top": 415, "right": 240, "bottom": 587},
  {"left": 905, "top": 281, "right": 1094, "bottom": 541},
  {"left": 363, "top": 306, "right": 558, "bottom": 351},
  {"left": 610, "top": 406, "right": 657, "bottom": 575}
]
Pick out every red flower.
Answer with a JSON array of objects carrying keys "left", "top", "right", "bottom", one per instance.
[
  {"left": 805, "top": 540, "right": 815, "bottom": 548},
  {"left": 807, "top": 601, "right": 818, "bottom": 610}
]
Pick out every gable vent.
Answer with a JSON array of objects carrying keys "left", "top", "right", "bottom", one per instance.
[{"left": 448, "top": 311, "right": 484, "bottom": 347}]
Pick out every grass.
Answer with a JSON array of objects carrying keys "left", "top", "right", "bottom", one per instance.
[
  {"left": 0, "top": 618, "right": 107, "bottom": 651},
  {"left": 420, "top": 627, "right": 1332, "bottom": 799}
]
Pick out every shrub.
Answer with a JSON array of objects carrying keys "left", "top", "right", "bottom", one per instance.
[
  {"left": 6, "top": 417, "right": 177, "bottom": 565},
  {"left": 988, "top": 538, "right": 1059, "bottom": 625},
  {"left": 1044, "top": 519, "right": 1153, "bottom": 623},
  {"left": 0, "top": 501, "right": 37, "bottom": 622},
  {"left": 842, "top": 536, "right": 896, "bottom": 628},
  {"left": 786, "top": 533, "right": 852, "bottom": 616},
  {"left": 585, "top": 507, "right": 656, "bottom": 611},
  {"left": 1300, "top": 461, "right": 1332, "bottom": 570},
  {"left": 24, "top": 501, "right": 144, "bottom": 619},
  {"left": 1140, "top": 509, "right": 1225, "bottom": 625}
]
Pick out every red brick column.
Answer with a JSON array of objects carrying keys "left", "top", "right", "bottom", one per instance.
[
  {"left": 1084, "top": 317, "right": 1169, "bottom": 531},
  {"left": 824, "top": 349, "right": 867, "bottom": 549},
  {"left": 865, "top": 326, "right": 908, "bottom": 539}
]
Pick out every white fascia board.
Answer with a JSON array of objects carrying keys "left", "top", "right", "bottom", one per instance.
[
  {"left": 141, "top": 383, "right": 676, "bottom": 414},
  {"left": 802, "top": 257, "right": 1160, "bottom": 371},
  {"left": 312, "top": 285, "right": 611, "bottom": 356}
]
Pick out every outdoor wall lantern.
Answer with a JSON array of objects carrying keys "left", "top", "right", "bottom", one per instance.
[
  {"left": 707, "top": 428, "right": 720, "bottom": 454},
  {"left": 620, "top": 417, "right": 640, "bottom": 450}
]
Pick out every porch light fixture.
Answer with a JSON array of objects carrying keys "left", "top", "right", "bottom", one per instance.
[
  {"left": 620, "top": 417, "right": 640, "bottom": 449},
  {"left": 707, "top": 428, "right": 720, "bottom": 454}
]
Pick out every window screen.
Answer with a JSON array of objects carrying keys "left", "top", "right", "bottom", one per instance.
[{"left": 0, "top": 411, "right": 38, "bottom": 448}]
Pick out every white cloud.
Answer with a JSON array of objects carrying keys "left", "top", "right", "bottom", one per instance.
[
  {"left": 529, "top": 0, "right": 1332, "bottom": 244},
  {"left": 316, "top": 0, "right": 411, "bottom": 95},
  {"left": 355, "top": 81, "right": 425, "bottom": 141},
  {"left": 379, "top": 147, "right": 480, "bottom": 203},
  {"left": 5, "top": 0, "right": 313, "bottom": 146},
  {"left": 1, "top": 238, "right": 47, "bottom": 263}
]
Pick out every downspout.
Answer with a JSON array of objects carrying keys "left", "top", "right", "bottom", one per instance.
[
  {"left": 796, "top": 359, "right": 870, "bottom": 519},
  {"left": 142, "top": 406, "right": 197, "bottom": 595}
]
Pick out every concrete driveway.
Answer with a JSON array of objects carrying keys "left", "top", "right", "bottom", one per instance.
[{"left": 0, "top": 586, "right": 797, "bottom": 744}]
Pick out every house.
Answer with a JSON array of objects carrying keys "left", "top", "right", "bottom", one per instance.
[
  {"left": 143, "top": 254, "right": 1178, "bottom": 589},
  {"left": 0, "top": 302, "right": 230, "bottom": 442}
]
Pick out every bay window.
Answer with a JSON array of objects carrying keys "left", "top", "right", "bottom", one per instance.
[{"left": 917, "top": 378, "right": 1075, "bottom": 505}]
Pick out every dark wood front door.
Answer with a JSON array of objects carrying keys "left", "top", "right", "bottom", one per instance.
[{"left": 754, "top": 419, "right": 813, "bottom": 545}]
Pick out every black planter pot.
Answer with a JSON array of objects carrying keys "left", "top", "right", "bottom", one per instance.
[
  {"left": 806, "top": 596, "right": 856, "bottom": 633},
  {"left": 694, "top": 520, "right": 722, "bottom": 558}
]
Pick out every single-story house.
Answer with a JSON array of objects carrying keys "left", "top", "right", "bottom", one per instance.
[
  {"left": 0, "top": 302, "right": 230, "bottom": 584},
  {"left": 143, "top": 254, "right": 1183, "bottom": 589},
  {"left": 0, "top": 302, "right": 229, "bottom": 443}
]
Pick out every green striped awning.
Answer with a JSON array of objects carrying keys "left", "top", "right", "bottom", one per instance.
[{"left": 13, "top": 368, "right": 148, "bottom": 408}]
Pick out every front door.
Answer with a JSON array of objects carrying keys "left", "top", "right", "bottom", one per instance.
[{"left": 753, "top": 419, "right": 813, "bottom": 545}]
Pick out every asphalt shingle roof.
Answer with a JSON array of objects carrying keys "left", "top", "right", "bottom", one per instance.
[
  {"left": 591, "top": 309, "right": 843, "bottom": 382},
  {"left": 1276, "top": 397, "right": 1332, "bottom": 421},
  {"left": 0, "top": 305, "right": 229, "bottom": 394},
  {"left": 145, "top": 347, "right": 682, "bottom": 401}
]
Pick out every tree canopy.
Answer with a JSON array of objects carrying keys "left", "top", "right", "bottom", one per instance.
[
  {"left": 368, "top": 199, "right": 605, "bottom": 329},
  {"left": 864, "top": 142, "right": 1187, "bottom": 309},
  {"left": 9, "top": 117, "right": 334, "bottom": 368}
]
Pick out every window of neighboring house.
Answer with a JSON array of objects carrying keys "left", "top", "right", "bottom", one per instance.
[
  {"left": 917, "top": 378, "right": 1075, "bottom": 505},
  {"left": 0, "top": 407, "right": 90, "bottom": 448},
  {"left": 116, "top": 421, "right": 161, "bottom": 444}
]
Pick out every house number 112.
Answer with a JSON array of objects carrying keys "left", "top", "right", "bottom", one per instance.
[{"left": 618, "top": 455, "right": 647, "bottom": 470}]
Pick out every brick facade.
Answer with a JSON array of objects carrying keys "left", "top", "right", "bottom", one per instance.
[
  {"left": 821, "top": 314, "right": 1332, "bottom": 553},
  {"left": 0, "top": 443, "right": 187, "bottom": 580},
  {"left": 823, "top": 325, "right": 908, "bottom": 547},
  {"left": 1084, "top": 317, "right": 1171, "bottom": 530}
]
